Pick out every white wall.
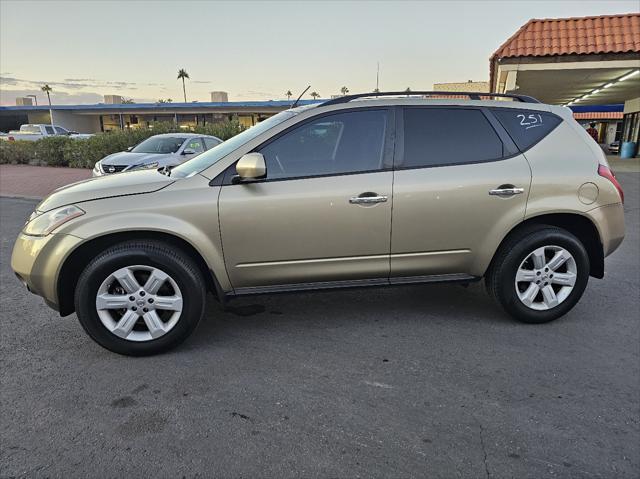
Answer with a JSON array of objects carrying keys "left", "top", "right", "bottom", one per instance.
[{"left": 47, "top": 111, "right": 101, "bottom": 133}]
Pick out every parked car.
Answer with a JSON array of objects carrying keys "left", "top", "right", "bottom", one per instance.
[
  {"left": 12, "top": 92, "right": 625, "bottom": 356},
  {"left": 93, "top": 133, "right": 222, "bottom": 176},
  {"left": 609, "top": 140, "right": 620, "bottom": 154},
  {"left": 0, "top": 124, "right": 93, "bottom": 141}
]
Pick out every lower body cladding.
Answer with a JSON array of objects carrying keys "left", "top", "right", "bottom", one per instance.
[{"left": 228, "top": 273, "right": 477, "bottom": 297}]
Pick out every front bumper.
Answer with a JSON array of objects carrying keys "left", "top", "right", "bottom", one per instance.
[{"left": 11, "top": 232, "right": 83, "bottom": 311}]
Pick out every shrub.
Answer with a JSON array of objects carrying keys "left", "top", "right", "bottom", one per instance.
[
  {"left": 0, "top": 119, "right": 246, "bottom": 169},
  {"left": 0, "top": 140, "right": 36, "bottom": 164},
  {"left": 35, "top": 137, "right": 72, "bottom": 166},
  {"left": 194, "top": 120, "right": 245, "bottom": 140}
]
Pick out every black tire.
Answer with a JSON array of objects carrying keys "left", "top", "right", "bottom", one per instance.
[
  {"left": 486, "top": 225, "right": 590, "bottom": 324},
  {"left": 75, "top": 240, "right": 206, "bottom": 356}
]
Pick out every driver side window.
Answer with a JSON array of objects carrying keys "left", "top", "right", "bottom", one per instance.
[
  {"left": 184, "top": 138, "right": 205, "bottom": 153},
  {"left": 258, "top": 109, "right": 389, "bottom": 180}
]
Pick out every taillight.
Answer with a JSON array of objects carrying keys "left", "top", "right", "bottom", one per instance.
[{"left": 598, "top": 164, "right": 624, "bottom": 203}]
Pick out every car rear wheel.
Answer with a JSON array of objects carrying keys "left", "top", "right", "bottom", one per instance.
[
  {"left": 75, "top": 240, "right": 206, "bottom": 356},
  {"left": 486, "top": 226, "right": 590, "bottom": 324}
]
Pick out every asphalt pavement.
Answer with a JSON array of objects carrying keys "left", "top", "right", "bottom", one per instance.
[{"left": 1, "top": 173, "right": 638, "bottom": 478}]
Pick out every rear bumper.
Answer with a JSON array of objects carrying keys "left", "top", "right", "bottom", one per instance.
[
  {"left": 11, "top": 232, "right": 83, "bottom": 311},
  {"left": 587, "top": 203, "right": 625, "bottom": 257}
]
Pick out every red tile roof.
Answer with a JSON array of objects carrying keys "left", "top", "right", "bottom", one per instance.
[
  {"left": 573, "top": 111, "right": 624, "bottom": 120},
  {"left": 490, "top": 13, "right": 640, "bottom": 92},
  {"left": 493, "top": 13, "right": 640, "bottom": 59}
]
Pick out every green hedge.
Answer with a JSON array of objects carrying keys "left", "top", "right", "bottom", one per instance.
[{"left": 0, "top": 120, "right": 245, "bottom": 168}]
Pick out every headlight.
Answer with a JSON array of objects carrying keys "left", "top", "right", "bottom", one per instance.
[
  {"left": 23, "top": 205, "right": 85, "bottom": 236},
  {"left": 132, "top": 162, "right": 159, "bottom": 170}
]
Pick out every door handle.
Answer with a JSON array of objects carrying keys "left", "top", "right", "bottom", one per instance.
[
  {"left": 488, "top": 186, "right": 524, "bottom": 197},
  {"left": 349, "top": 193, "right": 388, "bottom": 204}
]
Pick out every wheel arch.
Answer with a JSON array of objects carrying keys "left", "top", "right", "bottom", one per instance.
[
  {"left": 486, "top": 212, "right": 604, "bottom": 279},
  {"left": 57, "top": 231, "right": 225, "bottom": 317}
]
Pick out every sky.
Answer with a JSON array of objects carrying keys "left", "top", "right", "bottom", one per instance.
[{"left": 0, "top": 0, "right": 637, "bottom": 105}]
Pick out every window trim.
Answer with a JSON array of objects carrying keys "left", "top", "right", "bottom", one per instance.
[
  {"left": 221, "top": 107, "right": 395, "bottom": 186},
  {"left": 394, "top": 106, "right": 520, "bottom": 170},
  {"left": 489, "top": 108, "right": 563, "bottom": 154}
]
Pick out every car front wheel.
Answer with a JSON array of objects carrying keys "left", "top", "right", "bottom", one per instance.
[
  {"left": 487, "top": 226, "right": 590, "bottom": 324},
  {"left": 74, "top": 240, "right": 206, "bottom": 355}
]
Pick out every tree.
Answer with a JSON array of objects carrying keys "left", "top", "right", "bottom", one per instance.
[
  {"left": 310, "top": 91, "right": 320, "bottom": 100},
  {"left": 177, "top": 68, "right": 190, "bottom": 102},
  {"left": 405, "top": 87, "right": 412, "bottom": 97},
  {"left": 158, "top": 98, "right": 173, "bottom": 103},
  {"left": 122, "top": 98, "right": 135, "bottom": 104},
  {"left": 373, "top": 88, "right": 380, "bottom": 93},
  {"left": 41, "top": 84, "right": 53, "bottom": 124},
  {"left": 286, "top": 90, "right": 293, "bottom": 101},
  {"left": 340, "top": 86, "right": 349, "bottom": 96}
]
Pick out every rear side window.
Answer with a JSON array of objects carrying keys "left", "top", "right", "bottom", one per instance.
[
  {"left": 204, "top": 137, "right": 220, "bottom": 150},
  {"left": 401, "top": 108, "right": 503, "bottom": 168},
  {"left": 492, "top": 109, "right": 561, "bottom": 152}
]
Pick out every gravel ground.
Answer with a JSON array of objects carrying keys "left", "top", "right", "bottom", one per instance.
[{"left": 1, "top": 173, "right": 638, "bottom": 478}]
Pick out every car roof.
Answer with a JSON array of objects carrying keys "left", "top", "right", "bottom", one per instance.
[
  {"left": 309, "top": 97, "right": 566, "bottom": 116},
  {"left": 149, "top": 133, "right": 220, "bottom": 139}
]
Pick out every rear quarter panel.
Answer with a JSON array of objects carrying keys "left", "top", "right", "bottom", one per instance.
[{"left": 524, "top": 114, "right": 622, "bottom": 218}]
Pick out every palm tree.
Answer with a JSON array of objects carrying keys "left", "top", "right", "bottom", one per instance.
[
  {"left": 310, "top": 91, "right": 320, "bottom": 100},
  {"left": 340, "top": 86, "right": 349, "bottom": 96},
  {"left": 41, "top": 84, "right": 53, "bottom": 124},
  {"left": 286, "top": 90, "right": 293, "bottom": 101},
  {"left": 177, "top": 69, "right": 190, "bottom": 102}
]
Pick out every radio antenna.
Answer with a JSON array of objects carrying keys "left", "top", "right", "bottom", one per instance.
[{"left": 291, "top": 85, "right": 311, "bottom": 108}]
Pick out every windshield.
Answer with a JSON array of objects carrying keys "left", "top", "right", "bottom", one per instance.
[
  {"left": 170, "top": 109, "right": 304, "bottom": 178},
  {"left": 131, "top": 136, "right": 187, "bottom": 154}
]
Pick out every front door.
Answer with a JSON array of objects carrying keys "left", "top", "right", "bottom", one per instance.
[
  {"left": 219, "top": 108, "right": 395, "bottom": 290},
  {"left": 391, "top": 107, "right": 531, "bottom": 278}
]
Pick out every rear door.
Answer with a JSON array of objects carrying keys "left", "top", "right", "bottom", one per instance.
[
  {"left": 390, "top": 106, "right": 531, "bottom": 279},
  {"left": 218, "top": 108, "right": 395, "bottom": 290}
]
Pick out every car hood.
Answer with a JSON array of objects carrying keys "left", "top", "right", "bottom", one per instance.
[
  {"left": 101, "top": 151, "right": 177, "bottom": 166},
  {"left": 37, "top": 169, "right": 175, "bottom": 212}
]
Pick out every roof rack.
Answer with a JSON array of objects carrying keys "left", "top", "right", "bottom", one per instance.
[{"left": 322, "top": 91, "right": 540, "bottom": 106}]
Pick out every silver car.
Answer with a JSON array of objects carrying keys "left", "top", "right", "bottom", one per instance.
[{"left": 93, "top": 133, "right": 222, "bottom": 176}]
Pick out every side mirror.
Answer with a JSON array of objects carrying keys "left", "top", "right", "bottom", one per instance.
[
  {"left": 182, "top": 149, "right": 196, "bottom": 156},
  {"left": 125, "top": 146, "right": 134, "bottom": 152},
  {"left": 236, "top": 152, "right": 266, "bottom": 181}
]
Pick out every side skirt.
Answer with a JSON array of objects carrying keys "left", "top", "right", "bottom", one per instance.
[{"left": 226, "top": 273, "right": 479, "bottom": 299}]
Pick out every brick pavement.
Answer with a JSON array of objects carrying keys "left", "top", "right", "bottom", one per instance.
[{"left": 0, "top": 165, "right": 92, "bottom": 199}]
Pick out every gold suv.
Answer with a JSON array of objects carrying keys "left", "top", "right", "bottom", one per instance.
[{"left": 11, "top": 92, "right": 625, "bottom": 355}]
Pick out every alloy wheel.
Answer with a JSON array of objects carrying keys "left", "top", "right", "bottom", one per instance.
[
  {"left": 515, "top": 245, "right": 577, "bottom": 311},
  {"left": 95, "top": 265, "right": 183, "bottom": 342}
]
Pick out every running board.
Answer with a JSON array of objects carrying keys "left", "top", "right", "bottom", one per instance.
[{"left": 229, "top": 273, "right": 478, "bottom": 297}]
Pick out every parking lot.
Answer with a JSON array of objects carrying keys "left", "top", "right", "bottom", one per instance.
[{"left": 0, "top": 172, "right": 638, "bottom": 478}]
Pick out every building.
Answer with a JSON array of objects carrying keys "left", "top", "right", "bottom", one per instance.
[
  {"left": 490, "top": 13, "right": 639, "bottom": 156},
  {"left": 433, "top": 81, "right": 489, "bottom": 93},
  {"left": 210, "top": 91, "right": 229, "bottom": 102},
  {"left": 103, "top": 95, "right": 124, "bottom": 104},
  {"left": 0, "top": 100, "right": 321, "bottom": 134},
  {"left": 15, "top": 97, "right": 34, "bottom": 106},
  {"left": 570, "top": 104, "right": 624, "bottom": 150}
]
